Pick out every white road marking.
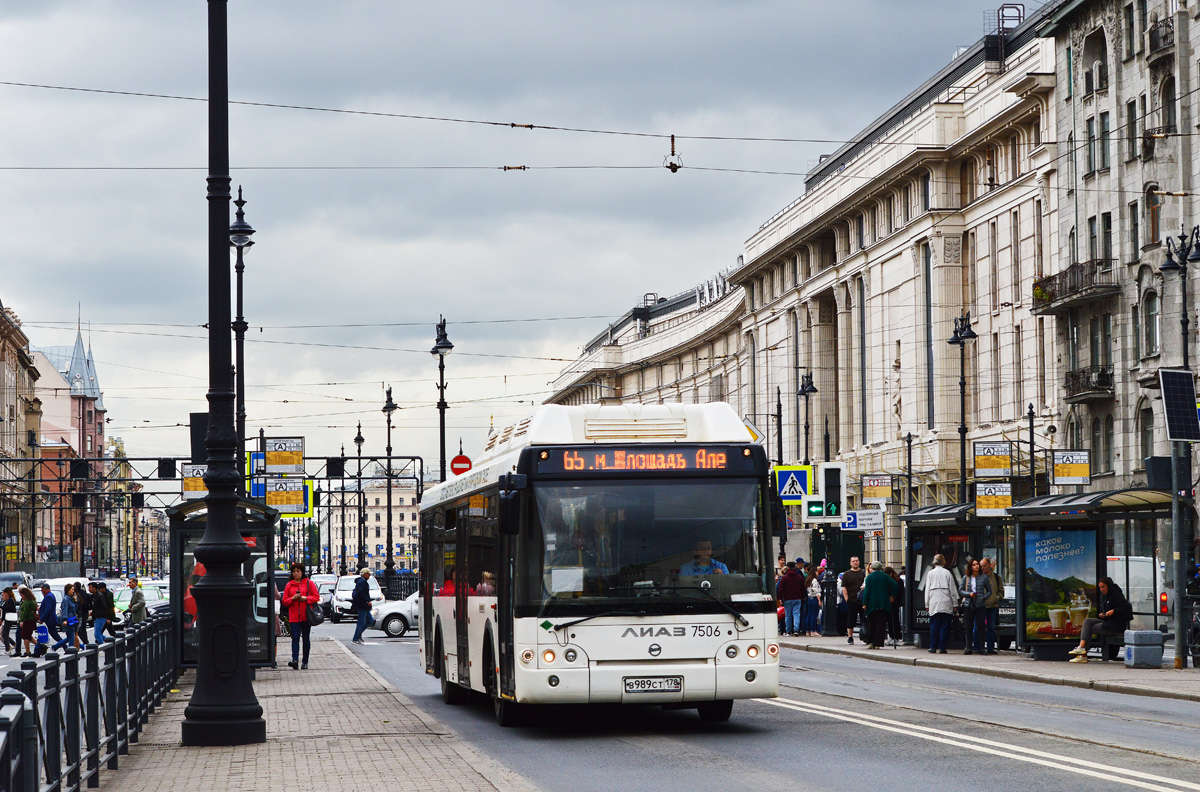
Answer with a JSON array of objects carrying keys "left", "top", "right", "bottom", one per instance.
[{"left": 757, "top": 697, "right": 1198, "bottom": 792}]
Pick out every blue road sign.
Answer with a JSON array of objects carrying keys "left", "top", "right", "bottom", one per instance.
[{"left": 774, "top": 465, "right": 812, "bottom": 505}]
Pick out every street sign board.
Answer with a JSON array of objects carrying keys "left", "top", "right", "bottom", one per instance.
[
  {"left": 1050, "top": 449, "right": 1091, "bottom": 486},
  {"left": 774, "top": 465, "right": 812, "bottom": 505},
  {"left": 264, "top": 437, "right": 305, "bottom": 474},
  {"left": 182, "top": 464, "right": 207, "bottom": 500},
  {"left": 976, "top": 481, "right": 1012, "bottom": 517},
  {"left": 974, "top": 442, "right": 1012, "bottom": 477},
  {"left": 844, "top": 509, "right": 884, "bottom": 532},
  {"left": 742, "top": 418, "right": 765, "bottom": 444},
  {"left": 265, "top": 479, "right": 307, "bottom": 514},
  {"left": 450, "top": 454, "right": 472, "bottom": 476},
  {"left": 861, "top": 474, "right": 893, "bottom": 504}
]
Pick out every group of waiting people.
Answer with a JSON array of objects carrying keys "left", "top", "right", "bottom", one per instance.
[
  {"left": 0, "top": 579, "right": 144, "bottom": 658},
  {"left": 775, "top": 558, "right": 824, "bottom": 636},
  {"left": 777, "top": 555, "right": 906, "bottom": 649},
  {"left": 923, "top": 555, "right": 1004, "bottom": 654}
]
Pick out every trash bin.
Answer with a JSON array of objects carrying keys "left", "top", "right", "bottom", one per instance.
[{"left": 1123, "top": 630, "right": 1164, "bottom": 668}]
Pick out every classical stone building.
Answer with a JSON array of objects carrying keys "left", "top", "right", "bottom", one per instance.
[
  {"left": 0, "top": 300, "right": 41, "bottom": 568},
  {"left": 324, "top": 476, "right": 421, "bottom": 573}
]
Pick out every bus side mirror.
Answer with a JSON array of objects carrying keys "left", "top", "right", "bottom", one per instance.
[
  {"left": 499, "top": 491, "right": 521, "bottom": 536},
  {"left": 498, "top": 473, "right": 527, "bottom": 491}
]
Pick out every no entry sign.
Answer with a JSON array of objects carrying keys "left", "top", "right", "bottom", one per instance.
[{"left": 450, "top": 454, "right": 472, "bottom": 476}]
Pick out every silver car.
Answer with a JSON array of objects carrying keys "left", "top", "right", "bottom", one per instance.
[
  {"left": 370, "top": 590, "right": 419, "bottom": 637},
  {"left": 329, "top": 575, "right": 384, "bottom": 622}
]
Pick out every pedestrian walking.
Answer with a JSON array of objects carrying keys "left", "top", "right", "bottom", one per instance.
[
  {"left": 101, "top": 582, "right": 117, "bottom": 638},
  {"left": 1, "top": 588, "right": 17, "bottom": 656},
  {"left": 125, "top": 577, "right": 147, "bottom": 625},
  {"left": 1068, "top": 577, "right": 1132, "bottom": 663},
  {"left": 861, "top": 561, "right": 897, "bottom": 649},
  {"left": 75, "top": 581, "right": 92, "bottom": 647},
  {"left": 89, "top": 582, "right": 109, "bottom": 643},
  {"left": 350, "top": 567, "right": 373, "bottom": 645},
  {"left": 38, "top": 584, "right": 63, "bottom": 648},
  {"left": 777, "top": 561, "right": 807, "bottom": 636},
  {"left": 840, "top": 556, "right": 866, "bottom": 644},
  {"left": 805, "top": 564, "right": 822, "bottom": 635},
  {"left": 924, "top": 554, "right": 957, "bottom": 654},
  {"left": 283, "top": 563, "right": 320, "bottom": 669},
  {"left": 980, "top": 558, "right": 1003, "bottom": 655},
  {"left": 885, "top": 566, "right": 904, "bottom": 644},
  {"left": 17, "top": 587, "right": 38, "bottom": 657},
  {"left": 959, "top": 559, "right": 990, "bottom": 655},
  {"left": 52, "top": 584, "right": 80, "bottom": 651}
]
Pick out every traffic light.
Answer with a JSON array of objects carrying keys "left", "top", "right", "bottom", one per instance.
[
  {"left": 822, "top": 463, "right": 847, "bottom": 521},
  {"left": 802, "top": 495, "right": 826, "bottom": 524}
]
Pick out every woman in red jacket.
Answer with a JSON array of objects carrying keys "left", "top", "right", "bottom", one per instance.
[{"left": 282, "top": 563, "right": 320, "bottom": 669}]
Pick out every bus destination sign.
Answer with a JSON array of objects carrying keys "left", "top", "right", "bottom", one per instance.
[{"left": 537, "top": 446, "right": 756, "bottom": 474}]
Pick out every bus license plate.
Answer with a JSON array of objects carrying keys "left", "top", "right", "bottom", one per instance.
[{"left": 624, "top": 676, "right": 682, "bottom": 694}]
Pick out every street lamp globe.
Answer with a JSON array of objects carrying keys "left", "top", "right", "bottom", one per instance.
[
  {"left": 228, "top": 187, "right": 255, "bottom": 250},
  {"left": 431, "top": 316, "right": 454, "bottom": 358},
  {"left": 353, "top": 423, "right": 364, "bottom": 453}
]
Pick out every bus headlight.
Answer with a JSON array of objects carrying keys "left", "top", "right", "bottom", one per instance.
[
  {"left": 747, "top": 645, "right": 759, "bottom": 658},
  {"left": 725, "top": 645, "right": 738, "bottom": 658},
  {"left": 564, "top": 649, "right": 577, "bottom": 662},
  {"left": 521, "top": 649, "right": 534, "bottom": 664},
  {"left": 542, "top": 650, "right": 556, "bottom": 664}
]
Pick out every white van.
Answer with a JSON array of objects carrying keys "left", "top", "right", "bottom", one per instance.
[{"left": 1105, "top": 556, "right": 1169, "bottom": 614}]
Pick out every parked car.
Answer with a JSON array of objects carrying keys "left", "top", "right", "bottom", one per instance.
[
  {"left": 113, "top": 585, "right": 166, "bottom": 622},
  {"left": 370, "top": 590, "right": 419, "bottom": 637},
  {"left": 0, "top": 572, "right": 31, "bottom": 589},
  {"left": 316, "top": 581, "right": 335, "bottom": 618},
  {"left": 329, "top": 575, "right": 383, "bottom": 623}
]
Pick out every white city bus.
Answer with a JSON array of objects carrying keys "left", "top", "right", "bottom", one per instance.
[{"left": 419, "top": 403, "right": 781, "bottom": 726}]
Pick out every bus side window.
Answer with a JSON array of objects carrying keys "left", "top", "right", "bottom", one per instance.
[{"left": 469, "top": 495, "right": 499, "bottom": 596}]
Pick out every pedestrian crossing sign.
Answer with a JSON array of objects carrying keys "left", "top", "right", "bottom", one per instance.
[{"left": 774, "top": 465, "right": 812, "bottom": 505}]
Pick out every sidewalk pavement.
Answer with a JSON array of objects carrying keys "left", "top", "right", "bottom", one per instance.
[
  {"left": 99, "top": 638, "right": 538, "bottom": 792},
  {"left": 777, "top": 633, "right": 1200, "bottom": 703}
]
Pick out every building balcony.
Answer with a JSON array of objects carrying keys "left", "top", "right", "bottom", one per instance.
[
  {"left": 1084, "top": 64, "right": 1108, "bottom": 95},
  {"left": 1143, "top": 124, "right": 1177, "bottom": 160},
  {"left": 1031, "top": 260, "right": 1119, "bottom": 315},
  {"left": 1148, "top": 18, "right": 1174, "bottom": 60},
  {"left": 1064, "top": 364, "right": 1115, "bottom": 403}
]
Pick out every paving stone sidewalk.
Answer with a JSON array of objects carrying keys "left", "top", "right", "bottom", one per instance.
[
  {"left": 778, "top": 633, "right": 1200, "bottom": 702},
  {"left": 99, "top": 638, "right": 538, "bottom": 792}
]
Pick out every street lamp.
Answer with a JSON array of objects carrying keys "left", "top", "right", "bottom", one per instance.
[
  {"left": 383, "top": 386, "right": 398, "bottom": 587},
  {"left": 431, "top": 317, "right": 454, "bottom": 482},
  {"left": 354, "top": 421, "right": 365, "bottom": 571},
  {"left": 182, "top": 0, "right": 265, "bottom": 747},
  {"left": 230, "top": 186, "right": 254, "bottom": 496},
  {"left": 947, "top": 312, "right": 978, "bottom": 504},
  {"left": 799, "top": 372, "right": 818, "bottom": 465},
  {"left": 1160, "top": 225, "right": 1200, "bottom": 670}
]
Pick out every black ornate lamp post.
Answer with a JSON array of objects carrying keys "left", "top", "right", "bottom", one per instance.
[
  {"left": 799, "top": 372, "right": 817, "bottom": 465},
  {"left": 230, "top": 187, "right": 254, "bottom": 495},
  {"left": 354, "top": 422, "right": 365, "bottom": 571},
  {"left": 339, "top": 442, "right": 347, "bottom": 575},
  {"left": 947, "top": 313, "right": 978, "bottom": 504},
  {"left": 181, "top": 0, "right": 265, "bottom": 747},
  {"left": 1160, "top": 226, "right": 1200, "bottom": 669},
  {"left": 431, "top": 317, "right": 454, "bottom": 482},
  {"left": 383, "top": 386, "right": 398, "bottom": 586}
]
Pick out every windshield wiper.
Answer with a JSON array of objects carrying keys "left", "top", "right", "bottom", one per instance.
[
  {"left": 551, "top": 610, "right": 646, "bottom": 631},
  {"left": 654, "top": 584, "right": 751, "bottom": 627}
]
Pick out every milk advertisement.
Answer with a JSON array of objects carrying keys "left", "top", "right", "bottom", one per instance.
[{"left": 1022, "top": 528, "right": 1098, "bottom": 642}]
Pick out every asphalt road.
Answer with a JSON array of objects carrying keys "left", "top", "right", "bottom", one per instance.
[{"left": 326, "top": 622, "right": 1200, "bottom": 792}]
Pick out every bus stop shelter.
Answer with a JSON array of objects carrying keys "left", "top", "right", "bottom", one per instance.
[
  {"left": 899, "top": 503, "right": 1017, "bottom": 649},
  {"left": 1006, "top": 488, "right": 1175, "bottom": 660}
]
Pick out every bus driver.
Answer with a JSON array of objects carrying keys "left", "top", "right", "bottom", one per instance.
[{"left": 679, "top": 539, "right": 729, "bottom": 576}]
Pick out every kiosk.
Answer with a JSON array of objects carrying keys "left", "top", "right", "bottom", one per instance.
[{"left": 169, "top": 498, "right": 280, "bottom": 668}]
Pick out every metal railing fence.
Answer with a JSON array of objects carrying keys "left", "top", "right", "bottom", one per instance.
[{"left": 0, "top": 611, "right": 177, "bottom": 792}]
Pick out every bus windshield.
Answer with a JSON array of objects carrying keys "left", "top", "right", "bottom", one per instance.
[{"left": 526, "top": 478, "right": 770, "bottom": 614}]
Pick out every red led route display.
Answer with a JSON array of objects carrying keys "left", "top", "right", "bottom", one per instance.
[{"left": 535, "top": 446, "right": 756, "bottom": 474}]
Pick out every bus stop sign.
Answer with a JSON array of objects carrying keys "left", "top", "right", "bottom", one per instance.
[{"left": 450, "top": 454, "right": 472, "bottom": 476}]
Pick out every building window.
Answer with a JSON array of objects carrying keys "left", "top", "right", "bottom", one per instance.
[
  {"left": 1091, "top": 418, "right": 1103, "bottom": 469},
  {"left": 1099, "top": 113, "right": 1110, "bottom": 169},
  {"left": 1086, "top": 118, "right": 1096, "bottom": 173},
  {"left": 411, "top": 513, "right": 417, "bottom": 521},
  {"left": 960, "top": 161, "right": 975, "bottom": 206},
  {"left": 1126, "top": 100, "right": 1138, "bottom": 160},
  {"left": 1129, "top": 201, "right": 1140, "bottom": 258},
  {"left": 398, "top": 512, "right": 404, "bottom": 521},
  {"left": 1162, "top": 78, "right": 1177, "bottom": 128},
  {"left": 1144, "top": 291, "right": 1160, "bottom": 354},
  {"left": 856, "top": 214, "right": 865, "bottom": 250},
  {"left": 1140, "top": 407, "right": 1154, "bottom": 464},
  {"left": 902, "top": 186, "right": 911, "bottom": 222},
  {"left": 924, "top": 242, "right": 935, "bottom": 428},
  {"left": 1124, "top": 4, "right": 1135, "bottom": 54},
  {"left": 1037, "top": 318, "right": 1047, "bottom": 406},
  {"left": 1011, "top": 208, "right": 1021, "bottom": 304},
  {"left": 1088, "top": 216, "right": 1098, "bottom": 261},
  {"left": 1103, "top": 414, "right": 1115, "bottom": 472},
  {"left": 991, "top": 333, "right": 1002, "bottom": 421},
  {"left": 921, "top": 173, "right": 931, "bottom": 211},
  {"left": 989, "top": 220, "right": 999, "bottom": 310},
  {"left": 1014, "top": 326, "right": 1024, "bottom": 410},
  {"left": 1132, "top": 305, "right": 1141, "bottom": 360},
  {"left": 1010, "top": 134, "right": 1020, "bottom": 178},
  {"left": 375, "top": 527, "right": 380, "bottom": 538},
  {"left": 1101, "top": 212, "right": 1113, "bottom": 261},
  {"left": 375, "top": 498, "right": 380, "bottom": 506},
  {"left": 1034, "top": 200, "right": 1044, "bottom": 275},
  {"left": 1147, "top": 189, "right": 1161, "bottom": 243},
  {"left": 375, "top": 512, "right": 381, "bottom": 522}
]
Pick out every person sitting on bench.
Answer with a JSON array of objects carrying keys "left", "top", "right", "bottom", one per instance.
[{"left": 1068, "top": 576, "right": 1132, "bottom": 663}]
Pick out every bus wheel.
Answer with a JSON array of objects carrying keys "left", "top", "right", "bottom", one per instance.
[
  {"left": 493, "top": 695, "right": 525, "bottom": 727},
  {"left": 696, "top": 700, "right": 733, "bottom": 722}
]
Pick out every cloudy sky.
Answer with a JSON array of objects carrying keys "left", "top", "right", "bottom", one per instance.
[{"left": 1, "top": 0, "right": 1020, "bottom": 472}]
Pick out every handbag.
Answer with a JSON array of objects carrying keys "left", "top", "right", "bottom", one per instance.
[
  {"left": 305, "top": 581, "right": 324, "bottom": 626},
  {"left": 35, "top": 624, "right": 49, "bottom": 645},
  {"left": 3, "top": 613, "right": 15, "bottom": 623}
]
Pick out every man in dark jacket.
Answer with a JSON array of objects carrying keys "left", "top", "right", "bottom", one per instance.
[
  {"left": 38, "top": 584, "right": 63, "bottom": 647},
  {"left": 89, "top": 582, "right": 109, "bottom": 643},
  {"left": 777, "top": 562, "right": 807, "bottom": 636},
  {"left": 350, "top": 568, "right": 373, "bottom": 645}
]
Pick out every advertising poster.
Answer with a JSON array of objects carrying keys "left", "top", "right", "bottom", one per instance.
[
  {"left": 181, "top": 528, "right": 273, "bottom": 666},
  {"left": 1023, "top": 528, "right": 1098, "bottom": 642}
]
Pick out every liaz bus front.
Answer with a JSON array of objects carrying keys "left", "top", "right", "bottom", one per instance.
[{"left": 507, "top": 441, "right": 780, "bottom": 720}]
